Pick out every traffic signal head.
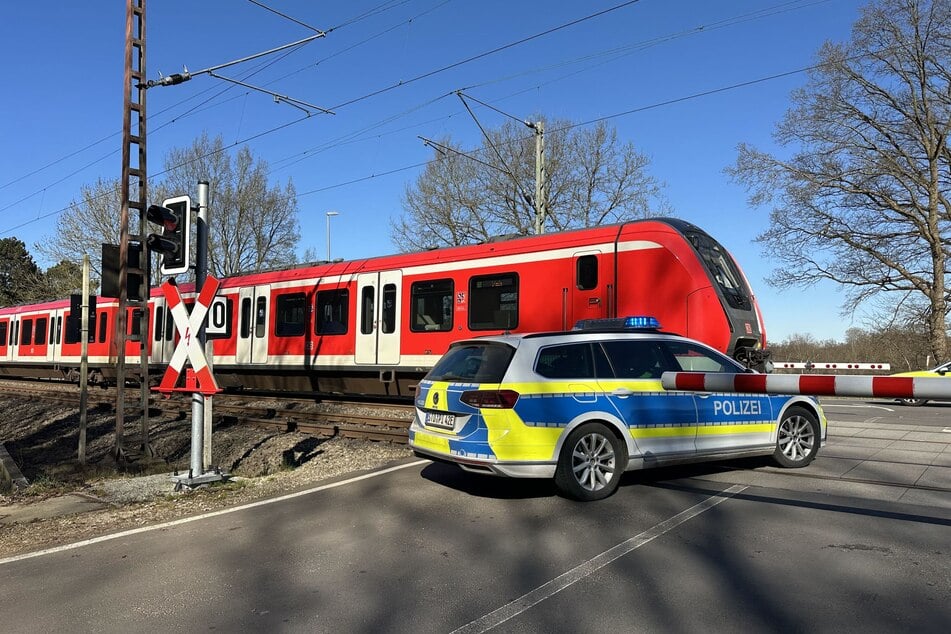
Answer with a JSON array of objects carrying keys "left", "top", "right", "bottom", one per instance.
[{"left": 147, "top": 195, "right": 191, "bottom": 275}]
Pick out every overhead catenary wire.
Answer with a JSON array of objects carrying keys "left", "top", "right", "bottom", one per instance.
[
  {"left": 0, "top": 0, "right": 419, "bottom": 195},
  {"left": 2, "top": 53, "right": 858, "bottom": 239},
  {"left": 0, "top": 0, "right": 848, "bottom": 238}
]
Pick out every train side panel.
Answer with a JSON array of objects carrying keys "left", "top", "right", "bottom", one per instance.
[{"left": 0, "top": 219, "right": 767, "bottom": 393}]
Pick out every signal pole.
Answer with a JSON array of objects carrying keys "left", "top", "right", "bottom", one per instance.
[{"left": 116, "top": 0, "right": 151, "bottom": 461}]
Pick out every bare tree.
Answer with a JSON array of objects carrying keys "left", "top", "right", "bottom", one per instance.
[
  {"left": 729, "top": 0, "right": 951, "bottom": 362},
  {"left": 36, "top": 178, "right": 123, "bottom": 285},
  {"left": 393, "top": 118, "right": 666, "bottom": 251},
  {"left": 159, "top": 133, "right": 301, "bottom": 277},
  {"left": 38, "top": 134, "right": 301, "bottom": 285}
]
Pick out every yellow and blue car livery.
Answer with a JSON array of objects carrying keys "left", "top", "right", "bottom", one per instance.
[{"left": 408, "top": 329, "right": 827, "bottom": 481}]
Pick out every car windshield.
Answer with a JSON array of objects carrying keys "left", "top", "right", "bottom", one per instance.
[{"left": 426, "top": 342, "right": 515, "bottom": 382}]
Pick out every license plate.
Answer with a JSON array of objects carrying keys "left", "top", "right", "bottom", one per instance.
[{"left": 425, "top": 411, "right": 456, "bottom": 430}]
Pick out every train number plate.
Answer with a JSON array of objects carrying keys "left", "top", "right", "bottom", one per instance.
[{"left": 425, "top": 412, "right": 456, "bottom": 430}]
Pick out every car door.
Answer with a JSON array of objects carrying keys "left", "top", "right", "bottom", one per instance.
[
  {"left": 664, "top": 340, "right": 774, "bottom": 454},
  {"left": 597, "top": 338, "right": 698, "bottom": 460}
]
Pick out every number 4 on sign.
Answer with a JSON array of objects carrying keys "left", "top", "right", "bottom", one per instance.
[{"left": 155, "top": 276, "right": 222, "bottom": 395}]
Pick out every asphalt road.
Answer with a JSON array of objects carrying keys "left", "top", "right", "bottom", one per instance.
[{"left": 1, "top": 400, "right": 949, "bottom": 633}]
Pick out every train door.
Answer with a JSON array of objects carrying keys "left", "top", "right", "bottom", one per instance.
[
  {"left": 150, "top": 298, "right": 175, "bottom": 364},
  {"left": 236, "top": 285, "right": 270, "bottom": 364},
  {"left": 0, "top": 318, "right": 9, "bottom": 362},
  {"left": 355, "top": 271, "right": 402, "bottom": 365},
  {"left": 46, "top": 310, "right": 61, "bottom": 362},
  {"left": 570, "top": 251, "right": 606, "bottom": 326},
  {"left": 9, "top": 316, "right": 19, "bottom": 359}
]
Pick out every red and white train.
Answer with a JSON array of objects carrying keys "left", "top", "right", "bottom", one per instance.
[{"left": 0, "top": 218, "right": 769, "bottom": 396}]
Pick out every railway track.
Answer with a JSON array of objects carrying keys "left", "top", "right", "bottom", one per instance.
[
  {"left": 0, "top": 378, "right": 413, "bottom": 445},
  {"left": 3, "top": 379, "right": 946, "bottom": 496}
]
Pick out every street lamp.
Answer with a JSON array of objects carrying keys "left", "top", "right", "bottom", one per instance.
[{"left": 326, "top": 211, "right": 339, "bottom": 261}]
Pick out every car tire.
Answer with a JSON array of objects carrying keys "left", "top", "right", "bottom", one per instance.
[
  {"left": 898, "top": 398, "right": 928, "bottom": 406},
  {"left": 555, "top": 422, "right": 625, "bottom": 501},
  {"left": 772, "top": 406, "right": 820, "bottom": 468}
]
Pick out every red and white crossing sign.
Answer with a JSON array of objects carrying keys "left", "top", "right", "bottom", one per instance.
[{"left": 155, "top": 276, "right": 222, "bottom": 395}]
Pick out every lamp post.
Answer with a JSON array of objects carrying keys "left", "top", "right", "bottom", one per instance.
[{"left": 326, "top": 211, "right": 339, "bottom": 261}]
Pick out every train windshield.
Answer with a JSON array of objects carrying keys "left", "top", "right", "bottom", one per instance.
[{"left": 684, "top": 229, "right": 751, "bottom": 310}]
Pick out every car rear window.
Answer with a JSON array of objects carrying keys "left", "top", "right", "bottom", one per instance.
[{"left": 426, "top": 342, "right": 515, "bottom": 382}]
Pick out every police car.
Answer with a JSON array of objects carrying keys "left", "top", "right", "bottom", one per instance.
[
  {"left": 891, "top": 360, "right": 951, "bottom": 406},
  {"left": 409, "top": 316, "right": 826, "bottom": 501}
]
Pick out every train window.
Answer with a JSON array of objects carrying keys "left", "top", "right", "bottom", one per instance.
[
  {"left": 155, "top": 308, "right": 164, "bottom": 342},
  {"left": 469, "top": 273, "right": 518, "bottom": 331},
  {"left": 98, "top": 312, "right": 108, "bottom": 343},
  {"left": 410, "top": 279, "right": 453, "bottom": 332},
  {"left": 381, "top": 284, "right": 397, "bottom": 334},
  {"left": 315, "top": 288, "right": 348, "bottom": 335},
  {"left": 36, "top": 317, "right": 47, "bottom": 345},
  {"left": 129, "top": 309, "right": 143, "bottom": 337},
  {"left": 22, "top": 319, "right": 33, "bottom": 345},
  {"left": 276, "top": 293, "right": 307, "bottom": 337},
  {"left": 240, "top": 298, "right": 251, "bottom": 338},
  {"left": 576, "top": 255, "right": 598, "bottom": 290},
  {"left": 255, "top": 297, "right": 267, "bottom": 338},
  {"left": 361, "top": 286, "right": 375, "bottom": 335},
  {"left": 0, "top": 322, "right": 6, "bottom": 347},
  {"left": 49, "top": 318, "right": 55, "bottom": 345},
  {"left": 56, "top": 316, "right": 62, "bottom": 345},
  {"left": 164, "top": 307, "right": 174, "bottom": 340},
  {"left": 65, "top": 314, "right": 78, "bottom": 344}
]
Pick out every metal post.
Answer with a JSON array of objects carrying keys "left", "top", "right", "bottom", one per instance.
[
  {"left": 326, "top": 210, "right": 338, "bottom": 260},
  {"left": 190, "top": 180, "right": 208, "bottom": 478},
  {"left": 198, "top": 180, "right": 214, "bottom": 470},
  {"left": 78, "top": 256, "right": 90, "bottom": 465},
  {"left": 171, "top": 180, "right": 223, "bottom": 489}
]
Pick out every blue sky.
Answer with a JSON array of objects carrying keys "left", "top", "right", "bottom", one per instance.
[{"left": 0, "top": 0, "right": 871, "bottom": 343}]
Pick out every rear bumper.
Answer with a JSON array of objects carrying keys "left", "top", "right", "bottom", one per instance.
[{"left": 410, "top": 446, "right": 556, "bottom": 479}]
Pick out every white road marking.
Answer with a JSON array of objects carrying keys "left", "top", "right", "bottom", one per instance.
[
  {"left": 451, "top": 484, "right": 748, "bottom": 634},
  {"left": 0, "top": 460, "right": 428, "bottom": 566},
  {"left": 822, "top": 404, "right": 895, "bottom": 412}
]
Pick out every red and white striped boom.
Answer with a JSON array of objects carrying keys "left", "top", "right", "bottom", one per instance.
[{"left": 661, "top": 372, "right": 951, "bottom": 400}]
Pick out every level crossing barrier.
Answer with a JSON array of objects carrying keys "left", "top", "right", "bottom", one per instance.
[{"left": 660, "top": 371, "right": 951, "bottom": 400}]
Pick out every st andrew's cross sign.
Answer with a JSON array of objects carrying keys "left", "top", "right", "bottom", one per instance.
[{"left": 155, "top": 276, "right": 221, "bottom": 395}]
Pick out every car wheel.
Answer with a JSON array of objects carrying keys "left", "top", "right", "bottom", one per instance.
[
  {"left": 772, "top": 406, "right": 820, "bottom": 468},
  {"left": 898, "top": 398, "right": 928, "bottom": 406},
  {"left": 555, "top": 423, "right": 625, "bottom": 501}
]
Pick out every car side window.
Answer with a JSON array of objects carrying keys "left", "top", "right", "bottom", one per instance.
[
  {"left": 536, "top": 343, "right": 598, "bottom": 379},
  {"left": 664, "top": 341, "right": 741, "bottom": 373},
  {"left": 600, "top": 340, "right": 673, "bottom": 379}
]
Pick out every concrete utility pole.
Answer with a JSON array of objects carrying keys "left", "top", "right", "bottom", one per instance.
[
  {"left": 530, "top": 120, "right": 547, "bottom": 234},
  {"left": 78, "top": 256, "right": 90, "bottom": 465},
  {"left": 326, "top": 211, "right": 339, "bottom": 260}
]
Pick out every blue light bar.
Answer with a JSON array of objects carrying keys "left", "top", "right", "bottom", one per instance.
[
  {"left": 573, "top": 315, "right": 661, "bottom": 331},
  {"left": 624, "top": 316, "right": 661, "bottom": 329}
]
